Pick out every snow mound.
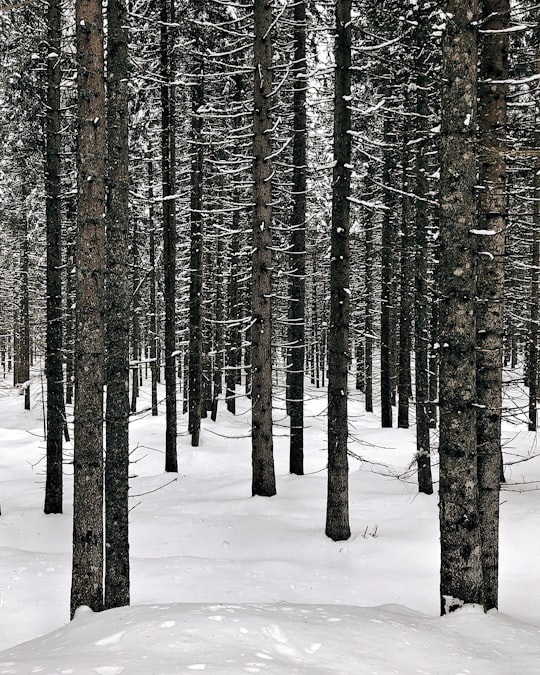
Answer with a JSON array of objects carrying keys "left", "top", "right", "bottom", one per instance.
[{"left": 1, "top": 602, "right": 539, "bottom": 674}]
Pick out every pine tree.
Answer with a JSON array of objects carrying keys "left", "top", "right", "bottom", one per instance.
[{"left": 326, "top": 0, "right": 351, "bottom": 542}]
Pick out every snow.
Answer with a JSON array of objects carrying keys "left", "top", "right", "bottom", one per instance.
[{"left": 1, "top": 373, "right": 540, "bottom": 673}]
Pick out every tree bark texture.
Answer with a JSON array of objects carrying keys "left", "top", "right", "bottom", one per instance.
[
  {"left": 438, "top": 0, "right": 483, "bottom": 614},
  {"left": 413, "top": 1, "right": 433, "bottom": 495},
  {"left": 251, "top": 0, "right": 276, "bottom": 497},
  {"left": 44, "top": 0, "right": 64, "bottom": 514},
  {"left": 326, "top": 0, "right": 351, "bottom": 542},
  {"left": 160, "top": 0, "right": 178, "bottom": 472},
  {"left": 476, "top": 0, "right": 509, "bottom": 612},
  {"left": 288, "top": 0, "right": 307, "bottom": 476},
  {"left": 71, "top": 0, "right": 106, "bottom": 617},
  {"left": 189, "top": 54, "right": 204, "bottom": 447},
  {"left": 104, "top": 0, "right": 130, "bottom": 610}
]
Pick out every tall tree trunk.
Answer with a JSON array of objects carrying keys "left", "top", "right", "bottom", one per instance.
[
  {"left": 18, "top": 210, "right": 30, "bottom": 411},
  {"left": 148, "top": 160, "right": 159, "bottom": 417},
  {"left": 438, "top": 0, "right": 483, "bottom": 614},
  {"left": 130, "top": 218, "right": 140, "bottom": 414},
  {"left": 326, "top": 0, "right": 351, "bottom": 542},
  {"left": 288, "top": 0, "right": 307, "bottom": 476},
  {"left": 528, "top": 43, "right": 540, "bottom": 432},
  {"left": 364, "top": 201, "right": 374, "bottom": 414},
  {"left": 476, "top": 0, "right": 509, "bottom": 612},
  {"left": 380, "top": 113, "right": 395, "bottom": 428},
  {"left": 44, "top": 0, "right": 64, "bottom": 514},
  {"left": 65, "top": 241, "right": 75, "bottom": 406},
  {"left": 413, "top": 1, "right": 433, "bottom": 495},
  {"left": 71, "top": 0, "right": 106, "bottom": 617},
  {"left": 188, "top": 53, "right": 204, "bottom": 447},
  {"left": 104, "top": 0, "right": 130, "bottom": 610},
  {"left": 397, "top": 131, "right": 413, "bottom": 429},
  {"left": 251, "top": 0, "right": 276, "bottom": 497},
  {"left": 161, "top": 0, "right": 177, "bottom": 472}
]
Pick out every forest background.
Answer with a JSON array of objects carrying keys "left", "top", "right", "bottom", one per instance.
[{"left": 0, "top": 0, "right": 539, "bottom": 667}]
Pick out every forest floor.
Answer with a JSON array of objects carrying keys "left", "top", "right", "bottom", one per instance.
[{"left": 0, "top": 370, "right": 539, "bottom": 673}]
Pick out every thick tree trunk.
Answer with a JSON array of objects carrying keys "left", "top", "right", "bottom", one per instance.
[
  {"left": 476, "top": 0, "right": 509, "bottom": 612},
  {"left": 44, "top": 0, "right": 64, "bottom": 514},
  {"left": 251, "top": 0, "right": 276, "bottom": 497},
  {"left": 438, "top": 0, "right": 483, "bottom": 614},
  {"left": 160, "top": 0, "right": 177, "bottom": 472},
  {"left": 288, "top": 0, "right": 307, "bottom": 476},
  {"left": 71, "top": 0, "right": 106, "bottom": 617},
  {"left": 104, "top": 0, "right": 130, "bottom": 610},
  {"left": 326, "top": 0, "right": 351, "bottom": 542}
]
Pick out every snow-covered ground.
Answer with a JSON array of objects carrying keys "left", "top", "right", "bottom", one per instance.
[{"left": 0, "top": 373, "right": 539, "bottom": 673}]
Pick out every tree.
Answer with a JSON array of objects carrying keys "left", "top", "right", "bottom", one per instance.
[
  {"left": 251, "top": 0, "right": 276, "bottom": 497},
  {"left": 438, "top": 0, "right": 483, "bottom": 614},
  {"left": 160, "top": 0, "right": 178, "bottom": 473},
  {"left": 288, "top": 0, "right": 307, "bottom": 476},
  {"left": 475, "top": 0, "right": 509, "bottom": 613},
  {"left": 326, "top": 0, "right": 351, "bottom": 542},
  {"left": 104, "top": 0, "right": 130, "bottom": 609},
  {"left": 70, "top": 0, "right": 107, "bottom": 617},
  {"left": 44, "top": 0, "right": 64, "bottom": 515}
]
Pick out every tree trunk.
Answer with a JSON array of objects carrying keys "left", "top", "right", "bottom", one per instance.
[
  {"left": 288, "top": 0, "right": 307, "bottom": 476},
  {"left": 413, "top": 1, "right": 433, "bottom": 495},
  {"left": 475, "top": 0, "right": 509, "bottom": 612},
  {"left": 326, "top": 0, "right": 351, "bottom": 542},
  {"left": 364, "top": 201, "right": 374, "bottom": 414},
  {"left": 104, "top": 0, "right": 130, "bottom": 610},
  {"left": 44, "top": 0, "right": 64, "bottom": 514},
  {"left": 251, "top": 0, "right": 276, "bottom": 497},
  {"left": 71, "top": 0, "right": 106, "bottom": 617},
  {"left": 160, "top": 0, "right": 177, "bottom": 472},
  {"left": 438, "top": 0, "right": 483, "bottom": 614},
  {"left": 188, "top": 55, "right": 204, "bottom": 447},
  {"left": 148, "top": 160, "right": 159, "bottom": 417}
]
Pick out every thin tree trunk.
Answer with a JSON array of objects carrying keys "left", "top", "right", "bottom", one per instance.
[
  {"left": 160, "top": 0, "right": 177, "bottom": 472},
  {"left": 71, "top": 0, "right": 106, "bottom": 617},
  {"left": 288, "top": 0, "right": 307, "bottom": 476},
  {"left": 44, "top": 0, "right": 64, "bottom": 514},
  {"left": 326, "top": 0, "right": 351, "bottom": 542},
  {"left": 251, "top": 0, "right": 276, "bottom": 497},
  {"left": 413, "top": 2, "right": 433, "bottom": 495},
  {"left": 148, "top": 160, "right": 159, "bottom": 417},
  {"left": 188, "top": 57, "right": 204, "bottom": 446},
  {"left": 364, "top": 202, "right": 374, "bottom": 414},
  {"left": 438, "top": 0, "right": 483, "bottom": 614},
  {"left": 130, "top": 219, "right": 140, "bottom": 414}
]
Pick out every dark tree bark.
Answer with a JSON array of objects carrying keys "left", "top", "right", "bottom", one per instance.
[
  {"left": 413, "top": 1, "right": 433, "bottom": 495},
  {"left": 326, "top": 0, "right": 351, "bottom": 542},
  {"left": 380, "top": 113, "right": 395, "bottom": 428},
  {"left": 160, "top": 0, "right": 178, "bottom": 472},
  {"left": 397, "top": 130, "right": 413, "bottom": 430},
  {"left": 104, "top": 0, "right": 130, "bottom": 610},
  {"left": 288, "top": 0, "right": 307, "bottom": 476},
  {"left": 71, "top": 0, "right": 106, "bottom": 617},
  {"left": 130, "top": 218, "right": 140, "bottom": 414},
  {"left": 148, "top": 160, "right": 159, "bottom": 417},
  {"left": 188, "top": 44, "right": 204, "bottom": 447},
  {"left": 65, "top": 241, "right": 75, "bottom": 406},
  {"left": 44, "top": 0, "right": 64, "bottom": 514},
  {"left": 476, "top": 0, "right": 509, "bottom": 612},
  {"left": 438, "top": 0, "right": 483, "bottom": 614},
  {"left": 364, "top": 201, "right": 374, "bottom": 414},
  {"left": 17, "top": 210, "right": 30, "bottom": 411},
  {"left": 251, "top": 0, "right": 276, "bottom": 497}
]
